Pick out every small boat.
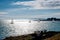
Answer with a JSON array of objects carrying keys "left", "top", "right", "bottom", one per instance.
[
  {"left": 38, "top": 20, "right": 40, "bottom": 22},
  {"left": 52, "top": 19, "right": 55, "bottom": 23},
  {"left": 11, "top": 19, "right": 14, "bottom": 24},
  {"left": 29, "top": 20, "right": 31, "bottom": 23}
]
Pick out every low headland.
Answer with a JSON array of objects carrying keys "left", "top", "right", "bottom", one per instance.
[{"left": 40, "top": 17, "right": 60, "bottom": 21}]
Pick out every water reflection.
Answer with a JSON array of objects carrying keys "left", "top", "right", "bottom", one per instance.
[{"left": 0, "top": 19, "right": 60, "bottom": 39}]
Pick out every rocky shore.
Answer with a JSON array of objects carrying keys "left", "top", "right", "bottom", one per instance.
[{"left": 3, "top": 30, "right": 60, "bottom": 40}]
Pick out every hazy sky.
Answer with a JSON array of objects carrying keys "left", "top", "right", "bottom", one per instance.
[{"left": 0, "top": 0, "right": 60, "bottom": 19}]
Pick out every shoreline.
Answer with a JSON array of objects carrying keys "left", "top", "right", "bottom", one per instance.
[{"left": 3, "top": 31, "right": 60, "bottom": 40}]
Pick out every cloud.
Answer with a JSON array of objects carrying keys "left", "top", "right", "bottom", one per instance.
[
  {"left": 41, "top": 0, "right": 60, "bottom": 7},
  {"left": 52, "top": 13, "right": 60, "bottom": 17},
  {"left": 0, "top": 12, "right": 8, "bottom": 16},
  {"left": 11, "top": 0, "right": 60, "bottom": 9},
  {"left": 5, "top": 8, "right": 60, "bottom": 18},
  {"left": 3, "top": 13, "right": 60, "bottom": 19},
  {"left": 0, "top": 11, "right": 60, "bottom": 19},
  {"left": 11, "top": 0, "right": 44, "bottom": 9},
  {"left": 42, "top": 13, "right": 60, "bottom": 18}
]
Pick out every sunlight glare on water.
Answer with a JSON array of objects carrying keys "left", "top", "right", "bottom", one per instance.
[{"left": 0, "top": 19, "right": 60, "bottom": 39}]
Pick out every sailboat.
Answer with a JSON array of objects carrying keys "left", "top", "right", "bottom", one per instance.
[
  {"left": 11, "top": 19, "right": 14, "bottom": 24},
  {"left": 52, "top": 19, "right": 55, "bottom": 23},
  {"left": 38, "top": 19, "right": 40, "bottom": 22},
  {"left": 29, "top": 20, "right": 31, "bottom": 23}
]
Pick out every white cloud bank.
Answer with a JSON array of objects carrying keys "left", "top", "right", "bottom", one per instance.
[
  {"left": 11, "top": 0, "right": 60, "bottom": 9},
  {"left": 2, "top": 12, "right": 60, "bottom": 19}
]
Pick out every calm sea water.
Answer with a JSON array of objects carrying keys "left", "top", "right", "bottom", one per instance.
[{"left": 0, "top": 19, "right": 60, "bottom": 39}]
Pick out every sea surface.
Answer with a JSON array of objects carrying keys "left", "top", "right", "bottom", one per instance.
[{"left": 0, "top": 19, "right": 60, "bottom": 39}]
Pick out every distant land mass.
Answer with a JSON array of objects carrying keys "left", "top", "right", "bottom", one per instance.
[{"left": 37, "top": 17, "right": 60, "bottom": 21}]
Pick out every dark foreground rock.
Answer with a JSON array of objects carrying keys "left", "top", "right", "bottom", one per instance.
[
  {"left": 44, "top": 33, "right": 60, "bottom": 40},
  {"left": 3, "top": 31, "right": 60, "bottom": 40}
]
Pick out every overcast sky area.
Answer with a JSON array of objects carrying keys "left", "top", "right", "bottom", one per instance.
[{"left": 0, "top": 0, "right": 60, "bottom": 19}]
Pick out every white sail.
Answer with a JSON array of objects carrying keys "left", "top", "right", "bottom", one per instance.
[{"left": 11, "top": 19, "right": 14, "bottom": 24}]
